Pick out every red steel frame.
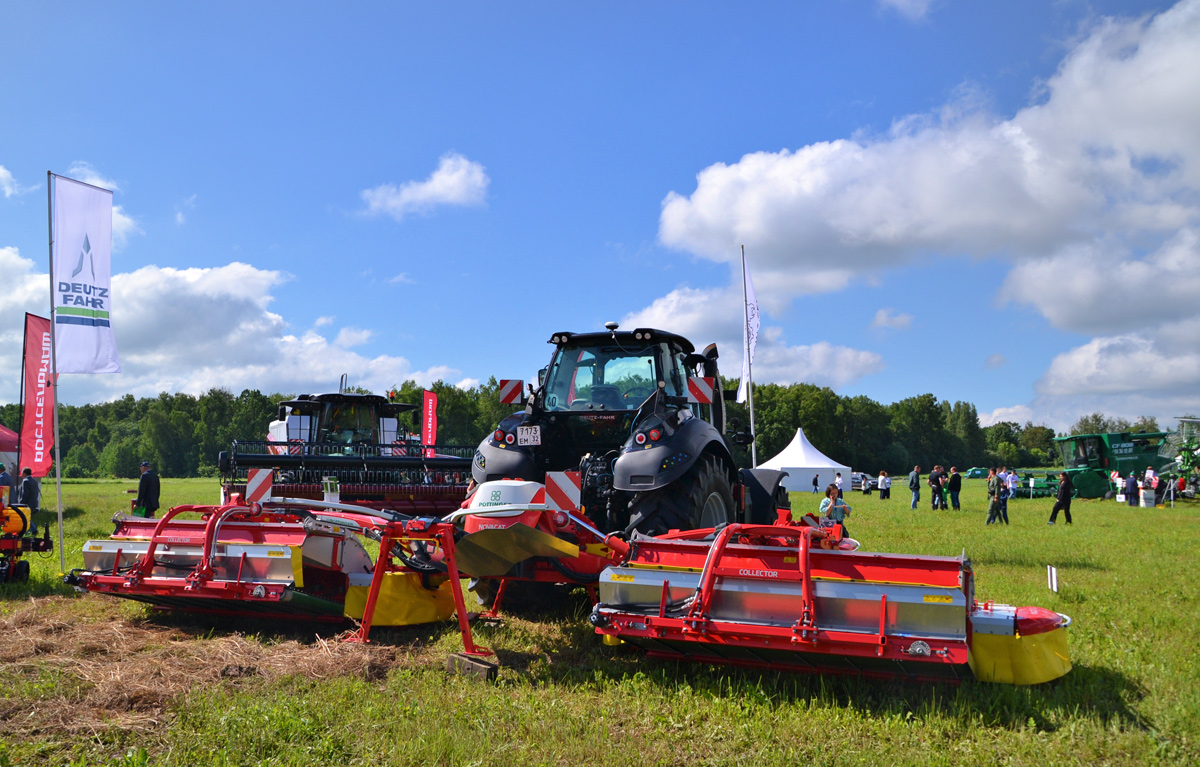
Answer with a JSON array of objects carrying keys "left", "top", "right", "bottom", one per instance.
[
  {"left": 75, "top": 503, "right": 491, "bottom": 657},
  {"left": 594, "top": 521, "right": 971, "bottom": 679}
]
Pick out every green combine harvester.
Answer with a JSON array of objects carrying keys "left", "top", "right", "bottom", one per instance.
[{"left": 1052, "top": 431, "right": 1174, "bottom": 499}]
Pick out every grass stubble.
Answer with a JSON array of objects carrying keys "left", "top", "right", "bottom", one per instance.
[{"left": 0, "top": 477, "right": 1194, "bottom": 766}]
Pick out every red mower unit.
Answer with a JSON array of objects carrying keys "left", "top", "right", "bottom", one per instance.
[
  {"left": 588, "top": 514, "right": 1072, "bottom": 686},
  {"left": 65, "top": 499, "right": 492, "bottom": 658}
]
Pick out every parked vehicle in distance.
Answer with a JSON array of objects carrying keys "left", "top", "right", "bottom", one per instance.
[{"left": 851, "top": 471, "right": 878, "bottom": 492}]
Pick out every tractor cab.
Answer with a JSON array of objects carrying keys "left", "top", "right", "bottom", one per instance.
[{"left": 539, "top": 330, "right": 691, "bottom": 412}]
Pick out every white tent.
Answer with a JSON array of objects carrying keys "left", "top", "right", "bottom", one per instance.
[{"left": 759, "top": 427, "right": 851, "bottom": 497}]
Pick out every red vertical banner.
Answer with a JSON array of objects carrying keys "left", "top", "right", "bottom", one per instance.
[
  {"left": 422, "top": 390, "right": 438, "bottom": 458},
  {"left": 20, "top": 314, "right": 56, "bottom": 477}
]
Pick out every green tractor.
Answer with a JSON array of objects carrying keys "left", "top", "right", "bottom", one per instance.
[{"left": 1052, "top": 431, "right": 1175, "bottom": 499}]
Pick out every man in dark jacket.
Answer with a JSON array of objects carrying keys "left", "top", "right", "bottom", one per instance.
[
  {"left": 135, "top": 461, "right": 161, "bottom": 518},
  {"left": 1049, "top": 471, "right": 1073, "bottom": 525},
  {"left": 17, "top": 468, "right": 39, "bottom": 534},
  {"left": 928, "top": 466, "right": 944, "bottom": 510},
  {"left": 0, "top": 463, "right": 14, "bottom": 508},
  {"left": 908, "top": 466, "right": 921, "bottom": 510},
  {"left": 946, "top": 467, "right": 963, "bottom": 510}
]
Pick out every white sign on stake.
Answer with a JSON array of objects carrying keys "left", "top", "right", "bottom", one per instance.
[{"left": 1047, "top": 565, "right": 1058, "bottom": 593}]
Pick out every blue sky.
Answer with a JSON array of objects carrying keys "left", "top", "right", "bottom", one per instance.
[{"left": 2, "top": 0, "right": 1197, "bottom": 431}]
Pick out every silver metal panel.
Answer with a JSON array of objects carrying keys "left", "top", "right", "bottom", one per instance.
[
  {"left": 969, "top": 604, "right": 1017, "bottom": 635},
  {"left": 81, "top": 539, "right": 297, "bottom": 583},
  {"left": 599, "top": 566, "right": 966, "bottom": 640}
]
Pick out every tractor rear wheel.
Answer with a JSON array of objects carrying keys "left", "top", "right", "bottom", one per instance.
[{"left": 624, "top": 453, "right": 735, "bottom": 536}]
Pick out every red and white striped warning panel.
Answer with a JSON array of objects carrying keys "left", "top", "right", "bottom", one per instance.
[
  {"left": 687, "top": 377, "right": 716, "bottom": 404},
  {"left": 545, "top": 471, "right": 581, "bottom": 512},
  {"left": 246, "top": 468, "right": 273, "bottom": 503},
  {"left": 498, "top": 379, "right": 524, "bottom": 405}
]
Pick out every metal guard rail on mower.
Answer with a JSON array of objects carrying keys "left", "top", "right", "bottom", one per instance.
[
  {"left": 70, "top": 501, "right": 491, "bottom": 658},
  {"left": 590, "top": 521, "right": 973, "bottom": 680}
]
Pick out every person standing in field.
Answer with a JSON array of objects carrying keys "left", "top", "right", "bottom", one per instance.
[
  {"left": 908, "top": 465, "right": 921, "bottom": 510},
  {"left": 878, "top": 470, "right": 890, "bottom": 500},
  {"left": 135, "top": 461, "right": 161, "bottom": 519},
  {"left": 1048, "top": 471, "right": 1073, "bottom": 525},
  {"left": 835, "top": 472, "right": 844, "bottom": 499},
  {"left": 997, "top": 466, "right": 1010, "bottom": 519},
  {"left": 1127, "top": 470, "right": 1139, "bottom": 507},
  {"left": 0, "top": 463, "right": 14, "bottom": 508},
  {"left": 946, "top": 467, "right": 962, "bottom": 510},
  {"left": 812, "top": 474, "right": 819, "bottom": 493},
  {"left": 928, "top": 465, "right": 944, "bottom": 510},
  {"left": 17, "top": 468, "right": 40, "bottom": 535},
  {"left": 986, "top": 468, "right": 1008, "bottom": 525},
  {"left": 819, "top": 484, "right": 852, "bottom": 539}
]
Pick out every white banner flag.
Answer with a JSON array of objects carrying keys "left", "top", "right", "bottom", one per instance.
[
  {"left": 736, "top": 254, "right": 759, "bottom": 404},
  {"left": 51, "top": 175, "right": 120, "bottom": 374}
]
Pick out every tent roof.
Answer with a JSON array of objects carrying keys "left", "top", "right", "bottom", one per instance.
[
  {"left": 0, "top": 424, "right": 16, "bottom": 453},
  {"left": 759, "top": 427, "right": 849, "bottom": 471}
]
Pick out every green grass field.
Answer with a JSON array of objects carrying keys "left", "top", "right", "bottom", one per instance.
[{"left": 0, "top": 478, "right": 1197, "bottom": 766}]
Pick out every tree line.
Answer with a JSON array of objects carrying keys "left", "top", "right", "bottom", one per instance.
[{"left": 0, "top": 380, "right": 1164, "bottom": 479}]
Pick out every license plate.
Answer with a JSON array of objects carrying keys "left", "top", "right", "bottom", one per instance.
[{"left": 517, "top": 425, "right": 541, "bottom": 446}]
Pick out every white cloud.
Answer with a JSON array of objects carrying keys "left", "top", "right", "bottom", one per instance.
[
  {"left": 455, "top": 377, "right": 480, "bottom": 390},
  {"left": 1004, "top": 229, "right": 1200, "bottom": 336},
  {"left": 657, "top": 0, "right": 1200, "bottom": 417},
  {"left": 314, "top": 316, "right": 334, "bottom": 327},
  {"left": 621, "top": 284, "right": 884, "bottom": 390},
  {"left": 0, "top": 250, "right": 460, "bottom": 403},
  {"left": 0, "top": 165, "right": 22, "bottom": 197},
  {"left": 334, "top": 327, "right": 373, "bottom": 347},
  {"left": 870, "top": 308, "right": 912, "bottom": 330},
  {"left": 978, "top": 404, "right": 1033, "bottom": 428},
  {"left": 984, "top": 353, "right": 1006, "bottom": 370},
  {"left": 878, "top": 0, "right": 934, "bottom": 20},
  {"left": 389, "top": 273, "right": 415, "bottom": 284},
  {"left": 1037, "top": 331, "right": 1200, "bottom": 398},
  {"left": 66, "top": 162, "right": 119, "bottom": 191},
  {"left": 175, "top": 194, "right": 197, "bottom": 226},
  {"left": 361, "top": 153, "right": 489, "bottom": 222},
  {"left": 112, "top": 205, "right": 141, "bottom": 250}
]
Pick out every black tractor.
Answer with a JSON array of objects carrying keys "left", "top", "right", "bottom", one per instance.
[{"left": 472, "top": 324, "right": 788, "bottom": 536}]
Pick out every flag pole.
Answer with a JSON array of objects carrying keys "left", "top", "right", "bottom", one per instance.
[
  {"left": 741, "top": 245, "right": 757, "bottom": 467},
  {"left": 46, "top": 171, "right": 65, "bottom": 573}
]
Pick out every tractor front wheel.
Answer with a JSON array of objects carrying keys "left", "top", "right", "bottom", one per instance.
[{"left": 625, "top": 453, "right": 736, "bottom": 536}]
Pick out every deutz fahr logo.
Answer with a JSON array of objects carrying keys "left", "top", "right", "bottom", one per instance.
[{"left": 57, "top": 233, "right": 110, "bottom": 326}]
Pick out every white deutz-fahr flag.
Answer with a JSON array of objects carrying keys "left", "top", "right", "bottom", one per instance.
[
  {"left": 736, "top": 254, "right": 759, "bottom": 404},
  {"left": 52, "top": 175, "right": 120, "bottom": 374}
]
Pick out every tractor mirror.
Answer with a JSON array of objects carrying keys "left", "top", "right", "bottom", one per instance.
[
  {"left": 277, "top": 405, "right": 287, "bottom": 422},
  {"left": 728, "top": 418, "right": 741, "bottom": 431},
  {"left": 722, "top": 389, "right": 737, "bottom": 402},
  {"left": 538, "top": 367, "right": 548, "bottom": 386}
]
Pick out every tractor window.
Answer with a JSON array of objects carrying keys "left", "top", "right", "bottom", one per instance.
[
  {"left": 543, "top": 344, "right": 659, "bottom": 411},
  {"left": 320, "top": 403, "right": 378, "bottom": 444},
  {"left": 667, "top": 347, "right": 689, "bottom": 398}
]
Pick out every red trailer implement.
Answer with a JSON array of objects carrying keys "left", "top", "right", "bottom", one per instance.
[
  {"left": 589, "top": 515, "right": 1072, "bottom": 685},
  {"left": 67, "top": 500, "right": 490, "bottom": 658}
]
